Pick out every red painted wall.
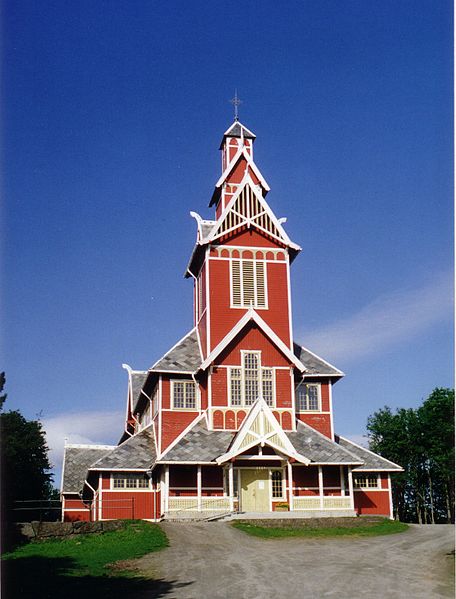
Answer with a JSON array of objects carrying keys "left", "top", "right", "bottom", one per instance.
[
  {"left": 354, "top": 475, "right": 391, "bottom": 516},
  {"left": 101, "top": 491, "right": 156, "bottom": 520},
  {"left": 296, "top": 382, "right": 332, "bottom": 439}
]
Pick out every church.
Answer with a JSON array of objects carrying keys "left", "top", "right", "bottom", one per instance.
[{"left": 61, "top": 117, "right": 401, "bottom": 522}]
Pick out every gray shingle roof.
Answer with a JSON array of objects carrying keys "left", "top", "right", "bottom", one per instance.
[
  {"left": 336, "top": 436, "right": 403, "bottom": 471},
  {"left": 62, "top": 445, "right": 114, "bottom": 493},
  {"left": 160, "top": 418, "right": 363, "bottom": 466},
  {"left": 90, "top": 428, "right": 156, "bottom": 471},
  {"left": 131, "top": 371, "right": 148, "bottom": 406},
  {"left": 223, "top": 121, "right": 256, "bottom": 140},
  {"left": 151, "top": 329, "right": 202, "bottom": 372},
  {"left": 293, "top": 343, "right": 343, "bottom": 376},
  {"left": 287, "top": 421, "right": 362, "bottom": 464},
  {"left": 161, "top": 420, "right": 235, "bottom": 462}
]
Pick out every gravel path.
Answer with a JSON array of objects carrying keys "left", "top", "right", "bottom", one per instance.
[{"left": 131, "top": 522, "right": 454, "bottom": 599}]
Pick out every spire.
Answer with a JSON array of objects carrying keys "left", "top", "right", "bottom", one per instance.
[{"left": 229, "top": 90, "right": 242, "bottom": 121}]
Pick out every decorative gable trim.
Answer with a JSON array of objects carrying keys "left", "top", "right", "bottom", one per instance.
[
  {"left": 198, "top": 308, "right": 306, "bottom": 373},
  {"left": 216, "top": 397, "right": 310, "bottom": 464},
  {"left": 206, "top": 173, "right": 301, "bottom": 252},
  {"left": 214, "top": 146, "right": 270, "bottom": 194}
]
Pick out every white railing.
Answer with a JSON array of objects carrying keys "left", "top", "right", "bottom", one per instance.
[
  {"left": 292, "top": 496, "right": 351, "bottom": 510},
  {"left": 168, "top": 496, "right": 232, "bottom": 512}
]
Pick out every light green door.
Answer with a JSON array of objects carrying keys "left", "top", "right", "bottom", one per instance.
[{"left": 240, "top": 469, "right": 270, "bottom": 512}]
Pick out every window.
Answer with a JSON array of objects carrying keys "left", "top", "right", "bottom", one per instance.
[
  {"left": 271, "top": 470, "right": 283, "bottom": 498},
  {"left": 229, "top": 352, "right": 275, "bottom": 407},
  {"left": 172, "top": 381, "right": 197, "bottom": 409},
  {"left": 231, "top": 259, "right": 267, "bottom": 308},
  {"left": 112, "top": 473, "right": 149, "bottom": 489},
  {"left": 296, "top": 383, "right": 321, "bottom": 412},
  {"left": 354, "top": 474, "right": 379, "bottom": 489}
]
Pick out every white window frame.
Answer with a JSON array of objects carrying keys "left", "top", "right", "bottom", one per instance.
[
  {"left": 353, "top": 473, "right": 381, "bottom": 489},
  {"left": 271, "top": 469, "right": 285, "bottom": 500},
  {"left": 296, "top": 382, "right": 322, "bottom": 413},
  {"left": 111, "top": 473, "right": 150, "bottom": 490},
  {"left": 228, "top": 350, "right": 276, "bottom": 408},
  {"left": 171, "top": 380, "right": 198, "bottom": 410},
  {"left": 230, "top": 258, "right": 268, "bottom": 309}
]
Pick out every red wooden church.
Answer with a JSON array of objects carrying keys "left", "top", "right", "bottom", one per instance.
[{"left": 61, "top": 118, "right": 401, "bottom": 522}]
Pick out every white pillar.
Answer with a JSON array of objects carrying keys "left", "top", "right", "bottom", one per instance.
[
  {"left": 197, "top": 465, "right": 202, "bottom": 511},
  {"left": 228, "top": 463, "right": 234, "bottom": 512},
  {"left": 318, "top": 466, "right": 324, "bottom": 509},
  {"left": 348, "top": 467, "right": 355, "bottom": 510},
  {"left": 388, "top": 474, "right": 394, "bottom": 520},
  {"left": 340, "top": 465, "right": 346, "bottom": 496},
  {"left": 287, "top": 461, "right": 294, "bottom": 511},
  {"left": 164, "top": 465, "right": 169, "bottom": 513}
]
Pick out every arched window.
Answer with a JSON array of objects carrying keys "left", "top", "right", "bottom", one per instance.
[{"left": 271, "top": 470, "right": 283, "bottom": 498}]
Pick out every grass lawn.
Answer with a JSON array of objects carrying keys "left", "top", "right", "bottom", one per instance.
[
  {"left": 232, "top": 518, "right": 409, "bottom": 539},
  {"left": 2, "top": 520, "right": 168, "bottom": 599}
]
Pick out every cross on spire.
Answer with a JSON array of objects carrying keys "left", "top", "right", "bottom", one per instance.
[{"left": 230, "top": 90, "right": 242, "bottom": 121}]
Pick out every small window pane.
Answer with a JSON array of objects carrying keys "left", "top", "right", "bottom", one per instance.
[{"left": 272, "top": 471, "right": 283, "bottom": 498}]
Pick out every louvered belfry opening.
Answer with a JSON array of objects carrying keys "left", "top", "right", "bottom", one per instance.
[{"left": 231, "top": 258, "right": 266, "bottom": 308}]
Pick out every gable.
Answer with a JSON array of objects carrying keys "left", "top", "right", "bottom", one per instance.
[
  {"left": 216, "top": 398, "right": 310, "bottom": 464},
  {"left": 215, "top": 322, "right": 291, "bottom": 367},
  {"left": 210, "top": 178, "right": 295, "bottom": 249}
]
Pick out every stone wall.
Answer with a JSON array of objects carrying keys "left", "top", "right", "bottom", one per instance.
[{"left": 14, "top": 519, "right": 127, "bottom": 541}]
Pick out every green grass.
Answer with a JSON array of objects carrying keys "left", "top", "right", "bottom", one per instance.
[
  {"left": 232, "top": 518, "right": 409, "bottom": 539},
  {"left": 2, "top": 521, "right": 169, "bottom": 598}
]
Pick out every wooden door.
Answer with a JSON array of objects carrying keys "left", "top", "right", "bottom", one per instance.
[{"left": 240, "top": 469, "right": 270, "bottom": 512}]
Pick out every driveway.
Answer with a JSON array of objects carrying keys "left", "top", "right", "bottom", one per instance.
[{"left": 132, "top": 522, "right": 454, "bottom": 599}]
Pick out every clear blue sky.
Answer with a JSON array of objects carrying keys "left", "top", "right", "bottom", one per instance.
[{"left": 2, "top": 1, "right": 453, "bottom": 481}]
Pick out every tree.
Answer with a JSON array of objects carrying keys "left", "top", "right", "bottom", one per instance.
[
  {"left": 367, "top": 388, "right": 454, "bottom": 523},
  {"left": 0, "top": 374, "right": 54, "bottom": 523}
]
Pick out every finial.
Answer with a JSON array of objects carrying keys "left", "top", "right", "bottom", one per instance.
[{"left": 229, "top": 89, "right": 242, "bottom": 121}]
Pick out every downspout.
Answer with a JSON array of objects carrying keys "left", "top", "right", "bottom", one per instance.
[{"left": 122, "top": 363, "right": 136, "bottom": 437}]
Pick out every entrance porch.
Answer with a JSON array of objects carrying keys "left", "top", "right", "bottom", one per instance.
[{"left": 161, "top": 463, "right": 356, "bottom": 519}]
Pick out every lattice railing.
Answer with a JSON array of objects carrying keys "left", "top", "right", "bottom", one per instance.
[
  {"left": 168, "top": 497, "right": 232, "bottom": 512},
  {"left": 292, "top": 496, "right": 352, "bottom": 510}
]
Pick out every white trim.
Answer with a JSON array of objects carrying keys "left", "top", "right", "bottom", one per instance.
[
  {"left": 348, "top": 467, "right": 355, "bottom": 510},
  {"left": 98, "top": 473, "right": 102, "bottom": 521},
  {"left": 318, "top": 466, "right": 324, "bottom": 509},
  {"left": 329, "top": 382, "right": 335, "bottom": 440},
  {"left": 353, "top": 488, "right": 390, "bottom": 493},
  {"left": 64, "top": 444, "right": 115, "bottom": 450},
  {"left": 286, "top": 253, "right": 293, "bottom": 350},
  {"left": 338, "top": 436, "right": 404, "bottom": 471},
  {"left": 228, "top": 463, "right": 234, "bottom": 511},
  {"left": 295, "top": 382, "right": 322, "bottom": 413},
  {"left": 287, "top": 461, "right": 294, "bottom": 511},
  {"left": 164, "top": 466, "right": 169, "bottom": 513},
  {"left": 158, "top": 375, "right": 163, "bottom": 453},
  {"left": 214, "top": 146, "right": 270, "bottom": 193},
  {"left": 388, "top": 474, "right": 394, "bottom": 520},
  {"left": 170, "top": 379, "right": 199, "bottom": 410},
  {"left": 205, "top": 246, "right": 211, "bottom": 355},
  {"left": 197, "top": 465, "right": 202, "bottom": 511},
  {"left": 199, "top": 308, "right": 305, "bottom": 373}
]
